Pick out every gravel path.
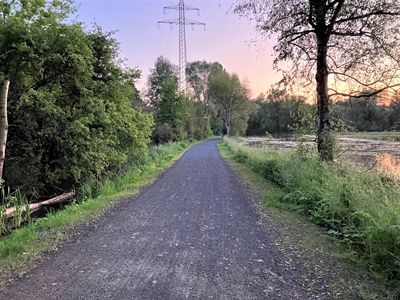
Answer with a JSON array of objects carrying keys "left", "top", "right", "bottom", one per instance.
[{"left": 2, "top": 138, "right": 318, "bottom": 299}]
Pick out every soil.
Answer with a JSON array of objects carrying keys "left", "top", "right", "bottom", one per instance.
[{"left": 0, "top": 137, "right": 393, "bottom": 299}]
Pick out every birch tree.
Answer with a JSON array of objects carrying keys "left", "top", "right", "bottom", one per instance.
[
  {"left": 0, "top": 79, "right": 9, "bottom": 181},
  {"left": 234, "top": 0, "right": 400, "bottom": 160}
]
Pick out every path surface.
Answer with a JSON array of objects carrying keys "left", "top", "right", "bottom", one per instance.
[{"left": 1, "top": 138, "right": 312, "bottom": 299}]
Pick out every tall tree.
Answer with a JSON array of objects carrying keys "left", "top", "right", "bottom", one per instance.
[
  {"left": 186, "top": 60, "right": 223, "bottom": 103},
  {"left": 234, "top": 0, "right": 400, "bottom": 160},
  {"left": 208, "top": 70, "right": 249, "bottom": 136},
  {"left": 154, "top": 75, "right": 187, "bottom": 142},
  {"left": 147, "top": 56, "right": 178, "bottom": 107}
]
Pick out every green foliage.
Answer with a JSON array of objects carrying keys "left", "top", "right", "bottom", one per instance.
[
  {"left": 248, "top": 90, "right": 312, "bottom": 135},
  {"left": 77, "top": 140, "right": 193, "bottom": 200},
  {"left": 247, "top": 89, "right": 399, "bottom": 138},
  {"left": 147, "top": 59, "right": 215, "bottom": 143},
  {"left": 154, "top": 75, "right": 187, "bottom": 142},
  {"left": 288, "top": 100, "right": 318, "bottom": 135},
  {"left": 208, "top": 69, "right": 250, "bottom": 136},
  {"left": 147, "top": 56, "right": 178, "bottom": 107},
  {"left": 152, "top": 123, "right": 176, "bottom": 144},
  {"left": 0, "top": 181, "right": 31, "bottom": 236},
  {"left": 184, "top": 100, "right": 213, "bottom": 140},
  {"left": 318, "top": 132, "right": 340, "bottom": 161},
  {"left": 332, "top": 96, "right": 397, "bottom": 132},
  {"left": 0, "top": 1, "right": 153, "bottom": 198},
  {"left": 222, "top": 137, "right": 400, "bottom": 290},
  {"left": 230, "top": 101, "right": 252, "bottom": 136},
  {"left": 209, "top": 113, "right": 225, "bottom": 135},
  {"left": 185, "top": 60, "right": 225, "bottom": 137},
  {"left": 186, "top": 60, "right": 223, "bottom": 103}
]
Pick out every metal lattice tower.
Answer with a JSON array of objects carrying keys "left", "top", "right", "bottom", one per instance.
[{"left": 158, "top": 0, "right": 205, "bottom": 92}]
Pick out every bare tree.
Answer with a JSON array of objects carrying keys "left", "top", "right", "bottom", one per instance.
[{"left": 234, "top": 0, "right": 400, "bottom": 160}]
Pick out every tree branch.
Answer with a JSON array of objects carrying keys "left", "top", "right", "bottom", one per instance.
[
  {"left": 308, "top": 2, "right": 316, "bottom": 28},
  {"left": 280, "top": 30, "right": 315, "bottom": 43},
  {"left": 331, "top": 70, "right": 399, "bottom": 88},
  {"left": 336, "top": 10, "right": 400, "bottom": 24},
  {"left": 327, "top": 0, "right": 345, "bottom": 36},
  {"left": 329, "top": 83, "right": 400, "bottom": 98}
]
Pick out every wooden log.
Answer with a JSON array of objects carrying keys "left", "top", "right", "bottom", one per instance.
[{"left": 4, "top": 191, "right": 75, "bottom": 218}]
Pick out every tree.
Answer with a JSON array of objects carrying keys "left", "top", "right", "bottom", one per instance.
[
  {"left": 234, "top": 0, "right": 400, "bottom": 160},
  {"left": 0, "top": 1, "right": 153, "bottom": 197},
  {"left": 147, "top": 56, "right": 178, "bottom": 107},
  {"left": 154, "top": 75, "right": 187, "bottom": 143},
  {"left": 332, "top": 95, "right": 392, "bottom": 131},
  {"left": 246, "top": 90, "right": 310, "bottom": 135},
  {"left": 208, "top": 70, "right": 249, "bottom": 136},
  {"left": 183, "top": 100, "right": 213, "bottom": 140},
  {"left": 0, "top": 80, "right": 9, "bottom": 181},
  {"left": 186, "top": 60, "right": 223, "bottom": 103},
  {"left": 186, "top": 60, "right": 225, "bottom": 136}
]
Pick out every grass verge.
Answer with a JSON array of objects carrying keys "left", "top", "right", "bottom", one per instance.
[
  {"left": 219, "top": 136, "right": 400, "bottom": 296},
  {"left": 0, "top": 140, "right": 195, "bottom": 285}
]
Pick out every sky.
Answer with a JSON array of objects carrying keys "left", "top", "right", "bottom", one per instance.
[{"left": 72, "top": 0, "right": 281, "bottom": 97}]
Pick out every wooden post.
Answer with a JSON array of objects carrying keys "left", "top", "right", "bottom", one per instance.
[{"left": 0, "top": 79, "right": 9, "bottom": 181}]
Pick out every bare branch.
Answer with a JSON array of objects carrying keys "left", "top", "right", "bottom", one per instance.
[
  {"left": 336, "top": 10, "right": 400, "bottom": 25},
  {"left": 327, "top": 0, "right": 345, "bottom": 36},
  {"left": 280, "top": 30, "right": 315, "bottom": 45},
  {"left": 331, "top": 30, "right": 373, "bottom": 37},
  {"left": 331, "top": 70, "right": 400, "bottom": 88},
  {"left": 326, "top": 0, "right": 342, "bottom": 11}
]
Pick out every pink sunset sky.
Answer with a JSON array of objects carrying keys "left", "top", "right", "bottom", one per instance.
[{"left": 73, "top": 0, "right": 281, "bottom": 98}]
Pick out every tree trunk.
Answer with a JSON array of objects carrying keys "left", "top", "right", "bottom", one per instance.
[
  {"left": 0, "top": 80, "right": 9, "bottom": 180},
  {"left": 225, "top": 109, "right": 231, "bottom": 136},
  {"left": 5, "top": 192, "right": 75, "bottom": 218},
  {"left": 314, "top": 3, "right": 332, "bottom": 161}
]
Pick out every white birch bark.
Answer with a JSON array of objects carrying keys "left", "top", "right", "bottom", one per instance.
[{"left": 0, "top": 79, "right": 10, "bottom": 181}]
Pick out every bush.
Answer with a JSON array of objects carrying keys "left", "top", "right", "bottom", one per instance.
[{"left": 152, "top": 123, "right": 176, "bottom": 144}]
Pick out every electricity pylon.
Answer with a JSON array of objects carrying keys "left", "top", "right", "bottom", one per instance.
[{"left": 158, "top": 0, "right": 205, "bottom": 92}]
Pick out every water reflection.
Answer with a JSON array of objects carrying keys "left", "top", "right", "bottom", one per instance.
[{"left": 376, "top": 153, "right": 400, "bottom": 178}]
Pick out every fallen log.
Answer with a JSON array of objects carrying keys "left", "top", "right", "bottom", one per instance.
[{"left": 4, "top": 191, "right": 75, "bottom": 218}]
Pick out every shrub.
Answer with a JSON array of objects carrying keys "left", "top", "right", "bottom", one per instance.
[{"left": 152, "top": 123, "right": 176, "bottom": 144}]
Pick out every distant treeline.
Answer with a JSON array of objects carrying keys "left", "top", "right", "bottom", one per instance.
[{"left": 247, "top": 90, "right": 400, "bottom": 135}]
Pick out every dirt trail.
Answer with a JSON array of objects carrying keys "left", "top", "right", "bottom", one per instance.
[{"left": 0, "top": 138, "right": 383, "bottom": 299}]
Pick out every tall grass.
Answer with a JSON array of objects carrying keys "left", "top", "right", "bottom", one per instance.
[
  {"left": 79, "top": 140, "right": 192, "bottom": 200},
  {"left": 0, "top": 184, "right": 31, "bottom": 236},
  {"left": 221, "top": 137, "right": 400, "bottom": 289}
]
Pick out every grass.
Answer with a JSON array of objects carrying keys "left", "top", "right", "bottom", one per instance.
[
  {"left": 219, "top": 136, "right": 400, "bottom": 293},
  {"left": 0, "top": 140, "right": 195, "bottom": 283},
  {"left": 342, "top": 131, "right": 400, "bottom": 142}
]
